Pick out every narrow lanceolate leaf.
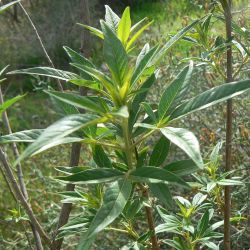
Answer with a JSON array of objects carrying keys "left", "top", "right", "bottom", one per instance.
[
  {"left": 149, "top": 136, "right": 170, "bottom": 167},
  {"left": 153, "top": 20, "right": 199, "bottom": 64},
  {"left": 71, "top": 64, "right": 114, "bottom": 94},
  {"left": 196, "top": 210, "right": 210, "bottom": 236},
  {"left": 158, "top": 62, "right": 193, "bottom": 119},
  {"left": 136, "top": 43, "right": 150, "bottom": 67},
  {"left": 8, "top": 67, "right": 78, "bottom": 81},
  {"left": 127, "top": 20, "right": 153, "bottom": 51},
  {"left": 77, "top": 23, "right": 104, "bottom": 39},
  {"left": 57, "top": 168, "right": 124, "bottom": 184},
  {"left": 0, "top": 0, "right": 20, "bottom": 13},
  {"left": 92, "top": 145, "right": 112, "bottom": 168},
  {"left": 163, "top": 160, "right": 199, "bottom": 176},
  {"left": 45, "top": 90, "right": 107, "bottom": 114},
  {"left": 0, "top": 94, "right": 25, "bottom": 116},
  {"left": 160, "top": 127, "right": 203, "bottom": 169},
  {"left": 130, "top": 167, "right": 189, "bottom": 188},
  {"left": 63, "top": 46, "right": 94, "bottom": 67},
  {"left": 104, "top": 5, "right": 120, "bottom": 32},
  {"left": 101, "top": 21, "right": 128, "bottom": 86},
  {"left": 117, "top": 7, "right": 131, "bottom": 45},
  {"left": 85, "top": 179, "right": 132, "bottom": 239},
  {"left": 16, "top": 114, "right": 106, "bottom": 163},
  {"left": 171, "top": 79, "right": 250, "bottom": 120},
  {"left": 131, "top": 46, "right": 159, "bottom": 87},
  {"left": 0, "top": 129, "right": 44, "bottom": 143},
  {"left": 149, "top": 183, "right": 173, "bottom": 208}
]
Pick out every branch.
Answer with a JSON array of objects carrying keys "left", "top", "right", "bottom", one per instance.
[
  {"left": 0, "top": 85, "right": 43, "bottom": 250},
  {"left": 18, "top": 2, "right": 63, "bottom": 92},
  {"left": 0, "top": 147, "right": 51, "bottom": 246}
]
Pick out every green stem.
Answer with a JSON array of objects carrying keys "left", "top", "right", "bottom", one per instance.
[{"left": 122, "top": 117, "right": 133, "bottom": 169}]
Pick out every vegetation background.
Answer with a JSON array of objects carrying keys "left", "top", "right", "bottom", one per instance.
[{"left": 0, "top": 0, "right": 249, "bottom": 249}]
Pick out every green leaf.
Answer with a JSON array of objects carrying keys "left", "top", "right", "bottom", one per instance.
[
  {"left": 0, "top": 94, "right": 25, "bottom": 116},
  {"left": 141, "top": 102, "right": 156, "bottom": 121},
  {"left": 111, "top": 106, "right": 129, "bottom": 118},
  {"left": 101, "top": 21, "right": 128, "bottom": 86},
  {"left": 57, "top": 168, "right": 124, "bottom": 184},
  {"left": 117, "top": 7, "right": 131, "bottom": 45},
  {"left": 149, "top": 183, "right": 173, "bottom": 208},
  {"left": 68, "top": 79, "right": 103, "bottom": 94},
  {"left": 131, "top": 73, "right": 156, "bottom": 114},
  {"left": 0, "top": 0, "right": 20, "bottom": 13},
  {"left": 77, "top": 23, "right": 104, "bottom": 39},
  {"left": 217, "top": 179, "right": 243, "bottom": 186},
  {"left": 8, "top": 67, "right": 78, "bottom": 81},
  {"left": 163, "top": 160, "right": 199, "bottom": 176},
  {"left": 149, "top": 136, "right": 170, "bottom": 167},
  {"left": 136, "top": 44, "right": 150, "bottom": 66},
  {"left": 84, "top": 179, "right": 132, "bottom": 238},
  {"left": 130, "top": 167, "right": 189, "bottom": 188},
  {"left": 45, "top": 90, "right": 107, "bottom": 114},
  {"left": 153, "top": 20, "right": 199, "bottom": 64},
  {"left": 92, "top": 145, "right": 112, "bottom": 168},
  {"left": 0, "top": 129, "right": 44, "bottom": 143},
  {"left": 127, "top": 20, "right": 153, "bottom": 50},
  {"left": 131, "top": 46, "right": 159, "bottom": 88},
  {"left": 70, "top": 64, "right": 114, "bottom": 95},
  {"left": 171, "top": 79, "right": 250, "bottom": 120},
  {"left": 158, "top": 62, "right": 193, "bottom": 119},
  {"left": 196, "top": 210, "right": 210, "bottom": 237},
  {"left": 16, "top": 114, "right": 106, "bottom": 163},
  {"left": 76, "top": 235, "right": 96, "bottom": 250},
  {"left": 104, "top": 5, "right": 120, "bottom": 32},
  {"left": 63, "top": 46, "right": 94, "bottom": 67},
  {"left": 160, "top": 127, "right": 203, "bottom": 169}
]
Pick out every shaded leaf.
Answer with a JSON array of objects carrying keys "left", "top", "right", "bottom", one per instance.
[
  {"left": 85, "top": 179, "right": 132, "bottom": 238},
  {"left": 149, "top": 136, "right": 170, "bottom": 167},
  {"left": 57, "top": 168, "right": 124, "bottom": 184},
  {"left": 131, "top": 167, "right": 189, "bottom": 188}
]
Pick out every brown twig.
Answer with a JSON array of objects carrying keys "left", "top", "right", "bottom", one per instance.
[
  {"left": 50, "top": 1, "right": 91, "bottom": 249},
  {"left": 50, "top": 143, "right": 81, "bottom": 249},
  {"left": 140, "top": 185, "right": 160, "bottom": 250},
  {"left": 222, "top": 0, "right": 233, "bottom": 249},
  {"left": 0, "top": 85, "right": 43, "bottom": 250},
  {"left": 0, "top": 147, "right": 51, "bottom": 246}
]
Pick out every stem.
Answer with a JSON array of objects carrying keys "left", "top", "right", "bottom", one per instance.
[
  {"left": 0, "top": 86, "right": 43, "bottom": 250},
  {"left": 0, "top": 147, "right": 51, "bottom": 246},
  {"left": 50, "top": 143, "right": 81, "bottom": 249},
  {"left": 122, "top": 118, "right": 133, "bottom": 169},
  {"left": 18, "top": 2, "right": 63, "bottom": 92},
  {"left": 51, "top": 1, "right": 92, "bottom": 247},
  {"left": 140, "top": 185, "right": 160, "bottom": 250},
  {"left": 223, "top": 0, "right": 233, "bottom": 249},
  {"left": 135, "top": 143, "right": 160, "bottom": 250}
]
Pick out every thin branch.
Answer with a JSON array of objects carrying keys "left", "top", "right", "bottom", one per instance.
[
  {"left": 51, "top": 1, "right": 92, "bottom": 248},
  {"left": 222, "top": 0, "right": 233, "bottom": 249},
  {"left": 0, "top": 85, "right": 43, "bottom": 250},
  {"left": 50, "top": 142, "right": 81, "bottom": 249},
  {"left": 0, "top": 147, "right": 51, "bottom": 246},
  {"left": 18, "top": 2, "right": 63, "bottom": 92}
]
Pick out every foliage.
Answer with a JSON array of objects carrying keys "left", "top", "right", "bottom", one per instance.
[
  {"left": 2, "top": 4, "right": 249, "bottom": 249},
  {"left": 0, "top": 1, "right": 249, "bottom": 249}
]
